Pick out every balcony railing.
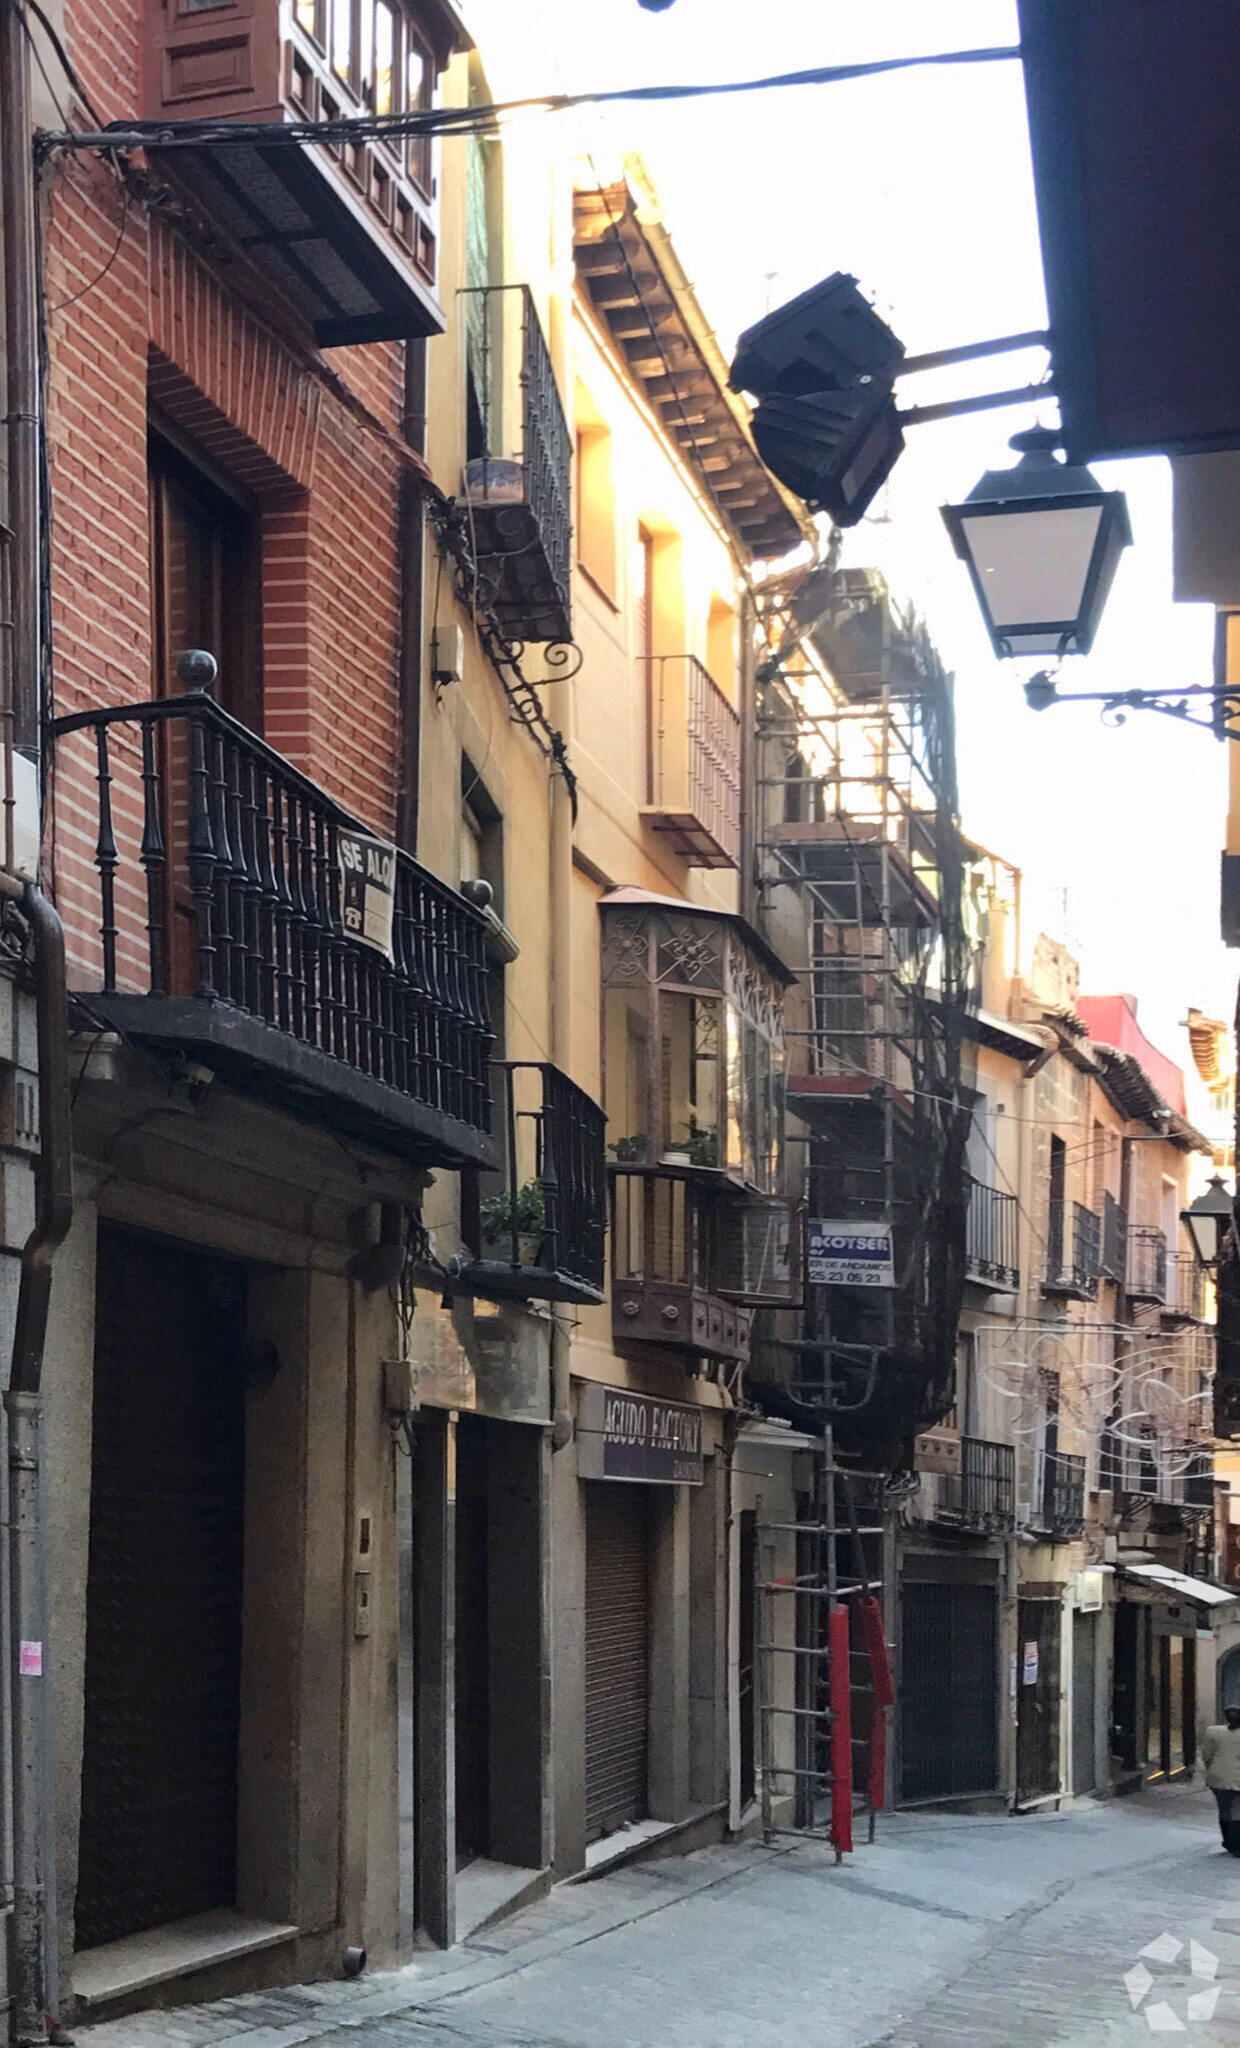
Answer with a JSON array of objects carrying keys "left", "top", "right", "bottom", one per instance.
[
  {"left": 1127, "top": 1225, "right": 1167, "bottom": 1303},
  {"left": 965, "top": 1181, "right": 1019, "bottom": 1291},
  {"left": 610, "top": 1168, "right": 753, "bottom": 1364},
  {"left": 938, "top": 1435, "right": 1016, "bottom": 1531},
  {"left": 143, "top": 0, "right": 465, "bottom": 345},
  {"left": 1101, "top": 1190, "right": 1128, "bottom": 1281},
  {"left": 51, "top": 693, "right": 495, "bottom": 1167},
  {"left": 459, "top": 286, "right": 572, "bottom": 644},
  {"left": 1164, "top": 1250, "right": 1208, "bottom": 1322},
  {"left": 639, "top": 655, "right": 741, "bottom": 869},
  {"left": 1044, "top": 1200, "right": 1101, "bottom": 1298},
  {"left": 462, "top": 1061, "right": 606, "bottom": 1305},
  {"left": 1040, "top": 1450, "right": 1087, "bottom": 1538}
]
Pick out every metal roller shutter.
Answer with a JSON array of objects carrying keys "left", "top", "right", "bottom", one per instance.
[{"left": 585, "top": 1483, "right": 651, "bottom": 1839}]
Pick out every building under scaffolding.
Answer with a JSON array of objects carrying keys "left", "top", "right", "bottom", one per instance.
[
  {"left": 749, "top": 564, "right": 974, "bottom": 1448},
  {"left": 744, "top": 564, "right": 975, "bottom": 1841}
]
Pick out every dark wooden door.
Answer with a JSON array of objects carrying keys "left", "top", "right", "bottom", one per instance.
[
  {"left": 77, "top": 1224, "right": 247, "bottom": 1950},
  {"left": 584, "top": 1483, "right": 650, "bottom": 1840},
  {"left": 1072, "top": 1609, "right": 1098, "bottom": 1793},
  {"left": 454, "top": 1417, "right": 490, "bottom": 1867},
  {"left": 1017, "top": 1599, "right": 1062, "bottom": 1805}
]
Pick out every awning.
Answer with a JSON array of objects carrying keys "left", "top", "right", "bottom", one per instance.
[{"left": 1121, "top": 1563, "right": 1237, "bottom": 1610}]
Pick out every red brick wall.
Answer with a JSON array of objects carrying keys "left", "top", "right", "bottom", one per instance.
[{"left": 46, "top": 0, "right": 414, "bottom": 988}]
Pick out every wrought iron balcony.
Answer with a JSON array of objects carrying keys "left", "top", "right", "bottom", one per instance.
[
  {"left": 1165, "top": 1250, "right": 1209, "bottom": 1323},
  {"left": 142, "top": 0, "right": 469, "bottom": 345},
  {"left": 610, "top": 1168, "right": 753, "bottom": 1365},
  {"left": 1039, "top": 1450, "right": 1087, "bottom": 1539},
  {"left": 52, "top": 693, "right": 495, "bottom": 1168},
  {"left": 461, "top": 1061, "right": 606, "bottom": 1305},
  {"left": 639, "top": 656, "right": 741, "bottom": 869},
  {"left": 1044, "top": 1199, "right": 1101, "bottom": 1299},
  {"left": 965, "top": 1181, "right": 1019, "bottom": 1291},
  {"left": 1127, "top": 1225, "right": 1167, "bottom": 1303},
  {"left": 1100, "top": 1190, "right": 1128, "bottom": 1281},
  {"left": 459, "top": 286, "right": 572, "bottom": 644},
  {"left": 937, "top": 1435, "right": 1016, "bottom": 1532}
]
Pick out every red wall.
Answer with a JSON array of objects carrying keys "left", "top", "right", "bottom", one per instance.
[{"left": 44, "top": 0, "right": 412, "bottom": 984}]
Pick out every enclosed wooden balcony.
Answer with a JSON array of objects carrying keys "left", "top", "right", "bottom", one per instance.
[
  {"left": 52, "top": 692, "right": 495, "bottom": 1168},
  {"left": 611, "top": 1169, "right": 753, "bottom": 1366},
  {"left": 142, "top": 0, "right": 470, "bottom": 345},
  {"left": 639, "top": 655, "right": 741, "bottom": 869}
]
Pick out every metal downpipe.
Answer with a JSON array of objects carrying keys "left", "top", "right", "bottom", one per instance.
[{"left": 8, "top": 886, "right": 73, "bottom": 2046}]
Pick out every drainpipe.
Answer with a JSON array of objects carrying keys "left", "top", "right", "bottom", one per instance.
[
  {"left": 6, "top": 881, "right": 72, "bottom": 2047},
  {"left": 548, "top": 682, "right": 574, "bottom": 1452},
  {"left": 2, "top": 0, "right": 41, "bottom": 756},
  {"left": 396, "top": 341, "right": 427, "bottom": 855}
]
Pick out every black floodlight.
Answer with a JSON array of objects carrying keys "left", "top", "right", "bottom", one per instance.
[
  {"left": 730, "top": 273, "right": 904, "bottom": 400},
  {"left": 941, "top": 426, "right": 1132, "bottom": 658},
  {"left": 1182, "top": 1174, "right": 1234, "bottom": 1272},
  {"left": 750, "top": 386, "right": 904, "bottom": 527}
]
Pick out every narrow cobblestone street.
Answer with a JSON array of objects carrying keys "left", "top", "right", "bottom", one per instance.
[{"left": 82, "top": 1785, "right": 1240, "bottom": 2048}]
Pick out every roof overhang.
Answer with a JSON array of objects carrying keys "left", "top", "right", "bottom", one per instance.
[
  {"left": 1121, "top": 1562, "right": 1236, "bottom": 1610},
  {"left": 1017, "top": 0, "right": 1240, "bottom": 459},
  {"left": 572, "top": 169, "right": 810, "bottom": 562}
]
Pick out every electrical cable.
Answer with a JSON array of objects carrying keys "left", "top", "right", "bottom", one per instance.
[{"left": 38, "top": 47, "right": 1024, "bottom": 156}]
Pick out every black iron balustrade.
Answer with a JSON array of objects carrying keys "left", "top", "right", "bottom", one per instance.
[
  {"left": 1045, "top": 1199, "right": 1101, "bottom": 1298},
  {"left": 1041, "top": 1450, "right": 1087, "bottom": 1537},
  {"left": 965, "top": 1181, "right": 1019, "bottom": 1290},
  {"left": 459, "top": 284, "right": 572, "bottom": 644},
  {"left": 939, "top": 1435, "right": 1016, "bottom": 1530},
  {"left": 463, "top": 1061, "right": 607, "bottom": 1305},
  {"left": 1101, "top": 1190, "right": 1128, "bottom": 1282},
  {"left": 1127, "top": 1225, "right": 1167, "bottom": 1303},
  {"left": 52, "top": 693, "right": 495, "bottom": 1167}
]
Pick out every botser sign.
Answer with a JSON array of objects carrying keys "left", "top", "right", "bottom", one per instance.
[
  {"left": 577, "top": 1382, "right": 704, "bottom": 1484},
  {"left": 808, "top": 1219, "right": 895, "bottom": 1288}
]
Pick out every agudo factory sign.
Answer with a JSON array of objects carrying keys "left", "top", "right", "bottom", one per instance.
[{"left": 577, "top": 1383, "right": 705, "bottom": 1484}]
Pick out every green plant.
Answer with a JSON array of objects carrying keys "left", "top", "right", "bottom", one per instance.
[
  {"left": 681, "top": 1117, "right": 719, "bottom": 1168},
  {"left": 480, "top": 1178, "right": 546, "bottom": 1240},
  {"left": 609, "top": 1133, "right": 649, "bottom": 1163}
]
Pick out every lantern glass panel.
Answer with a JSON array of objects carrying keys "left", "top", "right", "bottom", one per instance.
[{"left": 958, "top": 502, "right": 1104, "bottom": 650}]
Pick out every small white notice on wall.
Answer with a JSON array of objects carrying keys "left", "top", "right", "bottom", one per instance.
[{"left": 1022, "top": 1640, "right": 1039, "bottom": 1688}]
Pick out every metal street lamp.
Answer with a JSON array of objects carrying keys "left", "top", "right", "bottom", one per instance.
[
  {"left": 1182, "top": 1175, "right": 1235, "bottom": 1271},
  {"left": 941, "top": 426, "right": 1132, "bottom": 658}
]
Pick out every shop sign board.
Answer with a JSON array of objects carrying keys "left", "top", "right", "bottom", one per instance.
[{"left": 577, "top": 1382, "right": 704, "bottom": 1485}]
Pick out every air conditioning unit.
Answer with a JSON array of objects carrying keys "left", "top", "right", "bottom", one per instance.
[{"left": 718, "top": 1199, "right": 803, "bottom": 1307}]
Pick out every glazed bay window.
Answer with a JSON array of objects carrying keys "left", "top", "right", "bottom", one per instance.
[
  {"left": 144, "top": 0, "right": 468, "bottom": 343},
  {"left": 600, "top": 894, "right": 789, "bottom": 1193}
]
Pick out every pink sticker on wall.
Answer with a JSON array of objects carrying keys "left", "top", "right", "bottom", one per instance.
[{"left": 19, "top": 1642, "right": 42, "bottom": 1677}]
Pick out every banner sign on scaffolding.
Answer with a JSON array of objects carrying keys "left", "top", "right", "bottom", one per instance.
[{"left": 808, "top": 1220, "right": 895, "bottom": 1289}]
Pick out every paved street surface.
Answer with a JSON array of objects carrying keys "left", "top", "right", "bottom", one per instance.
[{"left": 83, "top": 1785, "right": 1240, "bottom": 2048}]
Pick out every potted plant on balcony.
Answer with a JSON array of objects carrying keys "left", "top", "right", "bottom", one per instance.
[
  {"left": 480, "top": 1179, "right": 546, "bottom": 1266},
  {"left": 680, "top": 1116, "right": 719, "bottom": 1169},
  {"left": 609, "top": 1133, "right": 650, "bottom": 1163}
]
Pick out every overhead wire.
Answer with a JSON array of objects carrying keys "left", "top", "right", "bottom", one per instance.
[{"left": 37, "top": 47, "right": 1024, "bottom": 156}]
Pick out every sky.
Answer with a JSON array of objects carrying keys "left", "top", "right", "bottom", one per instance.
[{"left": 470, "top": 0, "right": 1232, "bottom": 1074}]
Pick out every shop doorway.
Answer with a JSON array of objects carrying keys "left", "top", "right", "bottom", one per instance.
[
  {"left": 1071, "top": 1608, "right": 1098, "bottom": 1794},
  {"left": 1016, "top": 1599, "right": 1061, "bottom": 1806},
  {"left": 77, "top": 1224, "right": 247, "bottom": 1950},
  {"left": 452, "top": 1416, "right": 544, "bottom": 1887},
  {"left": 900, "top": 1578, "right": 999, "bottom": 1802},
  {"left": 584, "top": 1482, "right": 652, "bottom": 1840}
]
